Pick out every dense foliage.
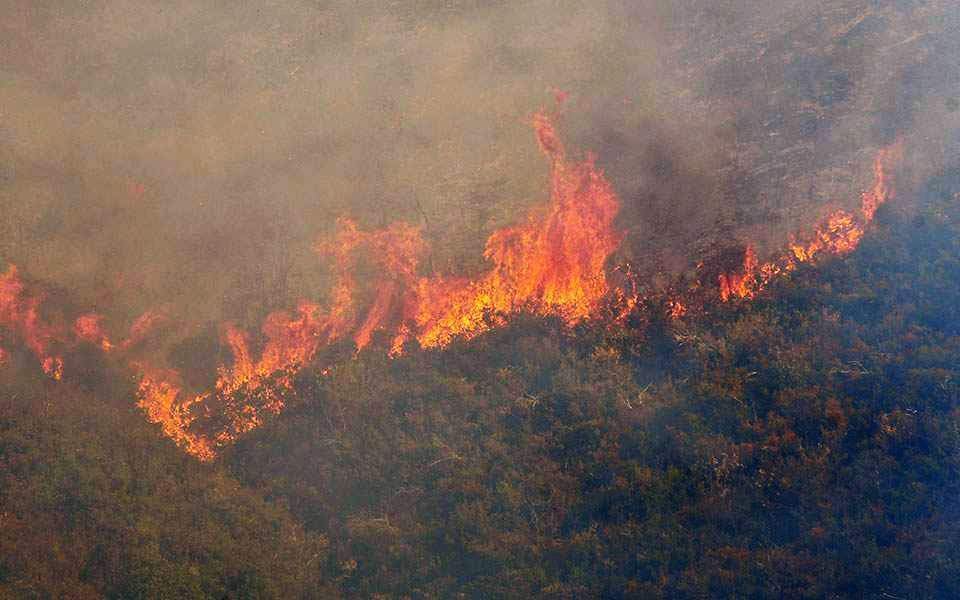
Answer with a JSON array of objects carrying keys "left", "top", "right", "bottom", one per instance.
[
  {"left": 4, "top": 172, "right": 960, "bottom": 598},
  {"left": 220, "top": 173, "right": 960, "bottom": 598},
  {"left": 0, "top": 374, "right": 331, "bottom": 598}
]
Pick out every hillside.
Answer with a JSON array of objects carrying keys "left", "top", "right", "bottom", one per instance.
[
  {"left": 3, "top": 1, "right": 960, "bottom": 598},
  {"left": 215, "top": 169, "right": 960, "bottom": 598},
  {"left": 0, "top": 369, "right": 331, "bottom": 598},
  {"left": 4, "top": 166, "right": 955, "bottom": 597}
]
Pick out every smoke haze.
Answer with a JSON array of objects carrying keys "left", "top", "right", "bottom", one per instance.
[{"left": 2, "top": 0, "right": 957, "bottom": 335}]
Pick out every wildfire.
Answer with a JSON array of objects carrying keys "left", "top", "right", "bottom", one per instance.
[
  {"left": 314, "top": 110, "right": 622, "bottom": 351},
  {"left": 74, "top": 314, "right": 114, "bottom": 351},
  {"left": 715, "top": 144, "right": 901, "bottom": 303},
  {"left": 667, "top": 299, "right": 687, "bottom": 320},
  {"left": 718, "top": 246, "right": 759, "bottom": 302},
  {"left": 0, "top": 264, "right": 172, "bottom": 381},
  {"left": 861, "top": 143, "right": 902, "bottom": 222},
  {"left": 0, "top": 265, "right": 63, "bottom": 380},
  {"left": 219, "top": 302, "right": 333, "bottom": 403},
  {"left": 0, "top": 107, "right": 904, "bottom": 463},
  {"left": 131, "top": 109, "right": 622, "bottom": 459},
  {"left": 413, "top": 112, "right": 621, "bottom": 347},
  {"left": 135, "top": 368, "right": 214, "bottom": 461}
]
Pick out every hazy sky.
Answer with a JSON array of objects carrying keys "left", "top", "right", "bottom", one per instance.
[{"left": 1, "top": 0, "right": 956, "bottom": 333}]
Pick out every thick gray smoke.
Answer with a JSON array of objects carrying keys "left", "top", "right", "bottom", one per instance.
[{"left": 1, "top": 0, "right": 957, "bottom": 335}]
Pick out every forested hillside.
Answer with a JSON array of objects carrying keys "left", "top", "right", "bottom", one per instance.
[
  {"left": 5, "top": 168, "right": 957, "bottom": 598},
  {"left": 3, "top": 1, "right": 959, "bottom": 598},
  {"left": 219, "top": 170, "right": 960, "bottom": 598},
  {"left": 0, "top": 368, "right": 331, "bottom": 598}
]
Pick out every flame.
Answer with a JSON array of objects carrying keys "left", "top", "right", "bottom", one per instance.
[
  {"left": 135, "top": 367, "right": 214, "bottom": 461},
  {"left": 74, "top": 314, "right": 114, "bottom": 351},
  {"left": 0, "top": 265, "right": 63, "bottom": 379},
  {"left": 297, "top": 217, "right": 429, "bottom": 353},
  {"left": 0, "top": 109, "right": 903, "bottom": 463},
  {"left": 715, "top": 143, "right": 901, "bottom": 303},
  {"left": 787, "top": 210, "right": 864, "bottom": 263},
  {"left": 126, "top": 123, "right": 905, "bottom": 461},
  {"left": 667, "top": 299, "right": 687, "bottom": 319},
  {"left": 137, "top": 284, "right": 357, "bottom": 457},
  {"left": 217, "top": 302, "right": 329, "bottom": 402},
  {"left": 331, "top": 111, "right": 622, "bottom": 349},
  {"left": 0, "top": 268, "right": 167, "bottom": 380},
  {"left": 718, "top": 246, "right": 759, "bottom": 302},
  {"left": 133, "top": 109, "right": 623, "bottom": 459}
]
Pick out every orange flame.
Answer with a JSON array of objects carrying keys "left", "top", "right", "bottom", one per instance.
[
  {"left": 0, "top": 265, "right": 63, "bottom": 379},
  {"left": 667, "top": 299, "right": 687, "bottom": 320},
  {"left": 135, "top": 367, "right": 214, "bottom": 461},
  {"left": 0, "top": 266, "right": 171, "bottom": 380},
  {"left": 329, "top": 111, "right": 622, "bottom": 349},
  {"left": 718, "top": 246, "right": 759, "bottom": 302},
  {"left": 716, "top": 143, "right": 901, "bottom": 303},
  {"left": 137, "top": 300, "right": 344, "bottom": 457},
  {"left": 416, "top": 113, "right": 619, "bottom": 346},
  {"left": 0, "top": 111, "right": 902, "bottom": 463},
  {"left": 134, "top": 110, "right": 623, "bottom": 459},
  {"left": 217, "top": 302, "right": 329, "bottom": 402},
  {"left": 74, "top": 313, "right": 114, "bottom": 351}
]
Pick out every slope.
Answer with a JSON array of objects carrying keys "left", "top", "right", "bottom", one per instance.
[{"left": 222, "top": 167, "right": 960, "bottom": 598}]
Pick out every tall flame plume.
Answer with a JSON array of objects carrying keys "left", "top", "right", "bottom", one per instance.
[{"left": 134, "top": 109, "right": 621, "bottom": 459}]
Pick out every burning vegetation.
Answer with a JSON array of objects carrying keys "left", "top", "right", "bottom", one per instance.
[
  {"left": 715, "top": 142, "right": 903, "bottom": 304},
  {"left": 4, "top": 1, "right": 960, "bottom": 596},
  {"left": 0, "top": 265, "right": 64, "bottom": 380},
  {"left": 137, "top": 109, "right": 900, "bottom": 460},
  {"left": 131, "top": 109, "right": 623, "bottom": 458},
  {"left": 0, "top": 109, "right": 902, "bottom": 461}
]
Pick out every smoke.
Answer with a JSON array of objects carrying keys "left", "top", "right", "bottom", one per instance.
[{"left": 1, "top": 0, "right": 957, "bottom": 338}]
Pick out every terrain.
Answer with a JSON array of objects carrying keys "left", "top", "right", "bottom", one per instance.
[
  {"left": 2, "top": 1, "right": 960, "bottom": 598},
  {"left": 3, "top": 167, "right": 960, "bottom": 598}
]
